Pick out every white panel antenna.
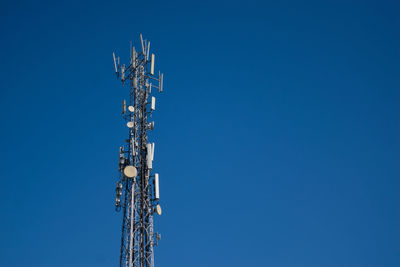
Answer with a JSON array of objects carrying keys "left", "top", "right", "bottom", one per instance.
[
  {"left": 146, "top": 142, "right": 155, "bottom": 169},
  {"left": 151, "top": 97, "right": 156, "bottom": 111},
  {"left": 154, "top": 173, "right": 160, "bottom": 200},
  {"left": 150, "top": 54, "right": 155, "bottom": 75},
  {"left": 146, "top": 143, "right": 152, "bottom": 169}
]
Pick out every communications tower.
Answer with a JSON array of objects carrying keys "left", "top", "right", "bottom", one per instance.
[{"left": 112, "top": 34, "right": 164, "bottom": 267}]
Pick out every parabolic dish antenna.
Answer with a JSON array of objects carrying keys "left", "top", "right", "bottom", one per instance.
[
  {"left": 128, "top": 106, "right": 134, "bottom": 112},
  {"left": 155, "top": 204, "right": 162, "bottom": 216},
  {"left": 123, "top": 165, "right": 137, "bottom": 178},
  {"left": 127, "top": 121, "right": 134, "bottom": 128}
]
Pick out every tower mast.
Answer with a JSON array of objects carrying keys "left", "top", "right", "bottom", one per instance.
[{"left": 113, "top": 34, "right": 163, "bottom": 267}]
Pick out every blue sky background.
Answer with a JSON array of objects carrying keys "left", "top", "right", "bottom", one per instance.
[{"left": 0, "top": 0, "right": 399, "bottom": 266}]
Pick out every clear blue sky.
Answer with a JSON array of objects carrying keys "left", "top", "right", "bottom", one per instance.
[{"left": 0, "top": 0, "right": 399, "bottom": 266}]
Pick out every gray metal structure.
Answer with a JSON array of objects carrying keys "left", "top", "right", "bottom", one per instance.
[{"left": 113, "top": 34, "right": 163, "bottom": 267}]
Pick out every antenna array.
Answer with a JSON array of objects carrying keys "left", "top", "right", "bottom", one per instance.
[{"left": 113, "top": 34, "right": 164, "bottom": 267}]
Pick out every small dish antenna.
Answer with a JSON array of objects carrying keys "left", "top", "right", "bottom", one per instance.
[
  {"left": 155, "top": 204, "right": 162, "bottom": 216},
  {"left": 128, "top": 106, "right": 135, "bottom": 112},
  {"left": 123, "top": 165, "right": 137, "bottom": 178},
  {"left": 127, "top": 121, "right": 134, "bottom": 128}
]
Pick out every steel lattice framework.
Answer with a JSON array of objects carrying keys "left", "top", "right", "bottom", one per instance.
[{"left": 113, "top": 34, "right": 163, "bottom": 267}]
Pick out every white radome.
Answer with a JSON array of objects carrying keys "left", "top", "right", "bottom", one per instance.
[{"left": 123, "top": 165, "right": 137, "bottom": 178}]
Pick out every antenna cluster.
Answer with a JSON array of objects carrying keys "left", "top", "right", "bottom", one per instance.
[
  {"left": 113, "top": 35, "right": 163, "bottom": 92},
  {"left": 113, "top": 34, "right": 164, "bottom": 267}
]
